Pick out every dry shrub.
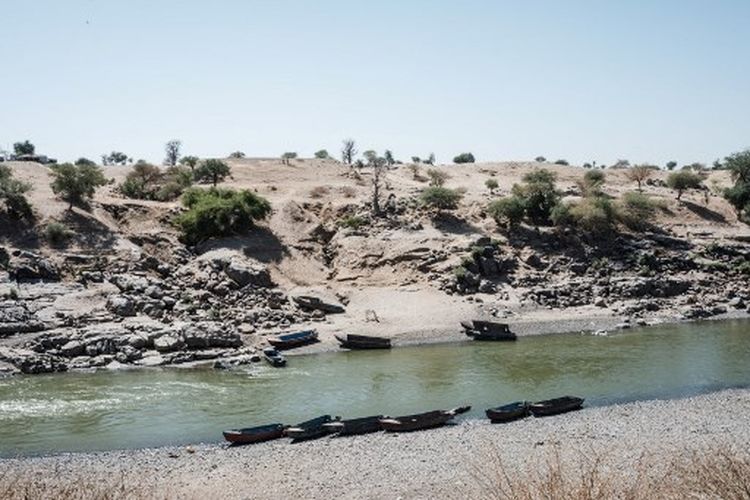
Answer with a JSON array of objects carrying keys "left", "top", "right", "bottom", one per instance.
[
  {"left": 310, "top": 186, "right": 330, "bottom": 198},
  {"left": 471, "top": 444, "right": 750, "bottom": 500},
  {"left": 340, "top": 186, "right": 356, "bottom": 198}
]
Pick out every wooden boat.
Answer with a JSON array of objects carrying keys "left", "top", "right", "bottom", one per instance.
[
  {"left": 529, "top": 396, "right": 584, "bottom": 417},
  {"left": 322, "top": 415, "right": 384, "bottom": 436},
  {"left": 222, "top": 423, "right": 286, "bottom": 445},
  {"left": 285, "top": 415, "right": 337, "bottom": 441},
  {"left": 335, "top": 334, "right": 391, "bottom": 350},
  {"left": 293, "top": 295, "right": 345, "bottom": 314},
  {"left": 268, "top": 330, "right": 319, "bottom": 350},
  {"left": 379, "top": 406, "right": 471, "bottom": 432},
  {"left": 462, "top": 320, "right": 517, "bottom": 341},
  {"left": 262, "top": 347, "right": 286, "bottom": 367},
  {"left": 486, "top": 401, "right": 530, "bottom": 423}
]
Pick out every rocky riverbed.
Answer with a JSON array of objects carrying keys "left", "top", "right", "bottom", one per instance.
[{"left": 2, "top": 389, "right": 749, "bottom": 499}]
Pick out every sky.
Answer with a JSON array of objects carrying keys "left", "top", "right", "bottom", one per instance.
[{"left": 1, "top": 0, "right": 749, "bottom": 166}]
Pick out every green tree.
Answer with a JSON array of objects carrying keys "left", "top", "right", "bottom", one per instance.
[
  {"left": 49, "top": 163, "right": 107, "bottom": 209},
  {"left": 666, "top": 171, "right": 703, "bottom": 200},
  {"left": 512, "top": 169, "right": 559, "bottom": 225},
  {"left": 13, "top": 140, "right": 35, "bottom": 156},
  {"left": 281, "top": 152, "right": 298, "bottom": 165},
  {"left": 453, "top": 152, "right": 475, "bottom": 164},
  {"left": 175, "top": 188, "right": 271, "bottom": 244},
  {"left": 487, "top": 196, "right": 525, "bottom": 229},
  {"left": 75, "top": 157, "right": 96, "bottom": 167},
  {"left": 384, "top": 150, "right": 395, "bottom": 166},
  {"left": 314, "top": 149, "right": 330, "bottom": 159},
  {"left": 179, "top": 155, "right": 199, "bottom": 171},
  {"left": 485, "top": 178, "right": 499, "bottom": 193},
  {"left": 228, "top": 151, "right": 246, "bottom": 159},
  {"left": 341, "top": 138, "right": 357, "bottom": 165},
  {"left": 580, "top": 169, "right": 605, "bottom": 196},
  {"left": 0, "top": 165, "right": 32, "bottom": 218},
  {"left": 666, "top": 161, "right": 677, "bottom": 171},
  {"left": 194, "top": 159, "right": 231, "bottom": 187},
  {"left": 102, "top": 151, "right": 129, "bottom": 166},
  {"left": 722, "top": 149, "right": 750, "bottom": 184},
  {"left": 420, "top": 187, "right": 462, "bottom": 211}
]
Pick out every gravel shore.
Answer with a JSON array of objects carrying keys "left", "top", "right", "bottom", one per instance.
[{"left": 3, "top": 388, "right": 749, "bottom": 499}]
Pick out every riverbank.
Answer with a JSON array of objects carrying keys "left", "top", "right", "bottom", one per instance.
[{"left": 3, "top": 388, "right": 749, "bottom": 499}]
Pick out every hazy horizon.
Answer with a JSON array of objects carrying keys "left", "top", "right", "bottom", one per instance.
[{"left": 2, "top": 0, "right": 749, "bottom": 166}]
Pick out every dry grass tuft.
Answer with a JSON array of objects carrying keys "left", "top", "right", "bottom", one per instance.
[{"left": 309, "top": 185, "right": 330, "bottom": 198}]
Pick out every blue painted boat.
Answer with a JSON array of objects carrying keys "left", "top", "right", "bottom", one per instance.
[{"left": 268, "top": 330, "right": 319, "bottom": 350}]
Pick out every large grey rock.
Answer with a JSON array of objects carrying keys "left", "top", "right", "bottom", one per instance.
[
  {"left": 0, "top": 301, "right": 45, "bottom": 337},
  {"left": 60, "top": 340, "right": 85, "bottom": 357},
  {"left": 182, "top": 322, "right": 242, "bottom": 349},
  {"left": 153, "top": 334, "right": 184, "bottom": 352},
  {"left": 106, "top": 295, "right": 136, "bottom": 317},
  {"left": 224, "top": 260, "right": 272, "bottom": 288}
]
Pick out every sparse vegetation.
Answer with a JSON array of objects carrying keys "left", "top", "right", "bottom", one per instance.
[
  {"left": 408, "top": 164, "right": 422, "bottom": 180},
  {"left": 554, "top": 159, "right": 569, "bottom": 165},
  {"left": 487, "top": 196, "right": 525, "bottom": 229},
  {"left": 420, "top": 186, "right": 462, "bottom": 211},
  {"left": 617, "top": 191, "right": 663, "bottom": 230},
  {"left": 44, "top": 222, "right": 73, "bottom": 246},
  {"left": 720, "top": 149, "right": 750, "bottom": 222},
  {"left": 627, "top": 164, "right": 656, "bottom": 191},
  {"left": 0, "top": 165, "right": 32, "bottom": 219},
  {"left": 426, "top": 168, "right": 450, "bottom": 187},
  {"left": 341, "top": 139, "right": 357, "bottom": 165},
  {"left": 175, "top": 187, "right": 271, "bottom": 245},
  {"left": 578, "top": 169, "right": 605, "bottom": 196},
  {"left": 666, "top": 160, "right": 677, "bottom": 171},
  {"left": 535, "top": 156, "right": 546, "bottom": 163},
  {"left": 49, "top": 163, "right": 107, "bottom": 209},
  {"left": 485, "top": 178, "right": 499, "bottom": 193},
  {"left": 667, "top": 171, "right": 703, "bottom": 200},
  {"left": 314, "top": 149, "right": 330, "bottom": 159},
  {"left": 338, "top": 215, "right": 367, "bottom": 229},
  {"left": 228, "top": 151, "right": 246, "bottom": 159},
  {"left": 511, "top": 169, "right": 559, "bottom": 225},
  {"left": 13, "top": 140, "right": 35, "bottom": 156},
  {"left": 194, "top": 159, "right": 231, "bottom": 187},
  {"left": 180, "top": 155, "right": 199, "bottom": 170},
  {"left": 101, "top": 151, "right": 129, "bottom": 166},
  {"left": 384, "top": 150, "right": 395, "bottom": 166},
  {"left": 310, "top": 186, "right": 329, "bottom": 198},
  {"left": 611, "top": 159, "right": 631, "bottom": 169},
  {"left": 281, "top": 152, "right": 297, "bottom": 165},
  {"left": 75, "top": 157, "right": 96, "bottom": 167},
  {"left": 453, "top": 152, "right": 475, "bottom": 164}
]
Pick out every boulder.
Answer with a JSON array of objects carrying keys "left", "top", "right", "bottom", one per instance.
[
  {"left": 60, "top": 340, "right": 85, "bottom": 357},
  {"left": 182, "top": 322, "right": 242, "bottom": 349},
  {"left": 106, "top": 295, "right": 136, "bottom": 317},
  {"left": 224, "top": 260, "right": 272, "bottom": 288},
  {"left": 153, "top": 334, "right": 184, "bottom": 353},
  {"left": 0, "top": 301, "right": 45, "bottom": 337}
]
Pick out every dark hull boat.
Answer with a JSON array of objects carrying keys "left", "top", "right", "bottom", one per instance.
[
  {"left": 530, "top": 396, "right": 584, "bottom": 417},
  {"left": 223, "top": 423, "right": 286, "bottom": 445},
  {"left": 335, "top": 334, "right": 391, "bottom": 350},
  {"left": 285, "top": 415, "right": 337, "bottom": 441},
  {"left": 263, "top": 347, "right": 286, "bottom": 367},
  {"left": 268, "top": 330, "right": 319, "bottom": 350},
  {"left": 293, "top": 296, "right": 346, "bottom": 314},
  {"left": 322, "top": 415, "right": 384, "bottom": 436},
  {"left": 486, "top": 401, "right": 530, "bottom": 423},
  {"left": 379, "top": 406, "right": 471, "bottom": 432},
  {"left": 462, "top": 320, "right": 517, "bottom": 341}
]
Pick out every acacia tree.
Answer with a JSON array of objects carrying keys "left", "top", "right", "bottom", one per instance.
[
  {"left": 626, "top": 165, "right": 655, "bottom": 191},
  {"left": 179, "top": 155, "right": 199, "bottom": 171},
  {"left": 667, "top": 171, "right": 703, "bottom": 200},
  {"left": 195, "top": 159, "right": 230, "bottom": 187},
  {"left": 366, "top": 153, "right": 388, "bottom": 215},
  {"left": 13, "top": 140, "right": 35, "bottom": 156},
  {"left": 49, "top": 163, "right": 107, "bottom": 210},
  {"left": 341, "top": 139, "right": 357, "bottom": 165},
  {"left": 384, "top": 150, "right": 395, "bottom": 166},
  {"left": 101, "top": 151, "right": 129, "bottom": 166},
  {"left": 164, "top": 140, "right": 182, "bottom": 167},
  {"left": 281, "top": 152, "right": 297, "bottom": 165}
]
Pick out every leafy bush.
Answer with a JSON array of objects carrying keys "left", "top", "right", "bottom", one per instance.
[
  {"left": 667, "top": 171, "right": 703, "bottom": 200},
  {"left": 426, "top": 168, "right": 450, "bottom": 187},
  {"left": 49, "top": 163, "right": 107, "bottom": 209},
  {"left": 722, "top": 149, "right": 750, "bottom": 183},
  {"left": 180, "top": 156, "right": 199, "bottom": 170},
  {"left": 310, "top": 186, "right": 329, "bottom": 198},
  {"left": 453, "top": 152, "right": 475, "bottom": 164},
  {"left": 75, "top": 157, "right": 96, "bottom": 167},
  {"left": 487, "top": 196, "right": 525, "bottom": 228},
  {"left": 724, "top": 183, "right": 750, "bottom": 219},
  {"left": 485, "top": 179, "right": 499, "bottom": 192},
  {"left": 626, "top": 164, "right": 656, "bottom": 191},
  {"left": 314, "top": 150, "right": 330, "bottom": 159},
  {"left": 512, "top": 169, "right": 559, "bottom": 225},
  {"left": 617, "top": 192, "right": 662, "bottom": 230},
  {"left": 44, "top": 222, "right": 73, "bottom": 246},
  {"left": 338, "top": 215, "right": 366, "bottom": 229},
  {"left": 420, "top": 187, "right": 462, "bottom": 210},
  {"left": 579, "top": 169, "right": 605, "bottom": 196},
  {"left": 550, "top": 202, "right": 574, "bottom": 227},
  {"left": 568, "top": 197, "right": 617, "bottom": 234},
  {"left": 535, "top": 156, "right": 546, "bottom": 163},
  {"left": 194, "top": 159, "right": 230, "bottom": 186},
  {"left": 13, "top": 140, "right": 35, "bottom": 156},
  {"left": 281, "top": 152, "right": 298, "bottom": 165},
  {"left": 554, "top": 159, "right": 569, "bottom": 165},
  {"left": 175, "top": 188, "right": 271, "bottom": 244},
  {"left": 101, "top": 151, "right": 129, "bottom": 166},
  {"left": 228, "top": 151, "right": 246, "bottom": 159},
  {"left": 666, "top": 161, "right": 677, "bottom": 171},
  {"left": 0, "top": 165, "right": 32, "bottom": 218}
]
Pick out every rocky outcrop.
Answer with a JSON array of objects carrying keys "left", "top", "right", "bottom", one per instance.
[
  {"left": 0, "top": 301, "right": 45, "bottom": 337},
  {"left": 7, "top": 251, "right": 60, "bottom": 281}
]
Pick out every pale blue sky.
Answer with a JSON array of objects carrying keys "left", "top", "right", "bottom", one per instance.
[{"left": 2, "top": 0, "right": 749, "bottom": 166}]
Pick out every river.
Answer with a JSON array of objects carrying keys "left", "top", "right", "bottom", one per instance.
[{"left": 1, "top": 319, "right": 749, "bottom": 457}]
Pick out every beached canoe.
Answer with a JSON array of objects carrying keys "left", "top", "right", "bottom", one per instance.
[
  {"left": 462, "top": 320, "right": 517, "bottom": 341},
  {"left": 485, "top": 401, "right": 530, "bottom": 423},
  {"left": 322, "top": 415, "right": 384, "bottom": 436},
  {"left": 529, "top": 396, "right": 584, "bottom": 417},
  {"left": 285, "top": 415, "right": 337, "bottom": 441},
  {"left": 379, "top": 406, "right": 470, "bottom": 432},
  {"left": 293, "top": 296, "right": 345, "bottom": 314},
  {"left": 222, "top": 423, "right": 286, "bottom": 445},
  {"left": 268, "top": 330, "right": 318, "bottom": 350},
  {"left": 263, "top": 347, "right": 287, "bottom": 367},
  {"left": 335, "top": 334, "right": 391, "bottom": 350}
]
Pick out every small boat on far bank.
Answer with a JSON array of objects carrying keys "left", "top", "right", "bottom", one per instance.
[
  {"left": 529, "top": 396, "right": 584, "bottom": 417},
  {"left": 486, "top": 401, "right": 530, "bottom": 423},
  {"left": 462, "top": 320, "right": 517, "bottom": 341},
  {"left": 322, "top": 415, "right": 384, "bottom": 436},
  {"left": 285, "top": 415, "right": 337, "bottom": 441},
  {"left": 293, "top": 296, "right": 346, "bottom": 314},
  {"left": 379, "top": 406, "right": 471, "bottom": 432},
  {"left": 268, "top": 330, "right": 319, "bottom": 350},
  {"left": 263, "top": 347, "right": 286, "bottom": 367},
  {"left": 222, "top": 423, "right": 286, "bottom": 445},
  {"left": 335, "top": 334, "right": 391, "bottom": 350}
]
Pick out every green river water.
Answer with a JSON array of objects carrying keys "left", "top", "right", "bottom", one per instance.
[{"left": 1, "top": 319, "right": 749, "bottom": 457}]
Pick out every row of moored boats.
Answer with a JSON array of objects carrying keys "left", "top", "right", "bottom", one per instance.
[{"left": 223, "top": 396, "right": 584, "bottom": 445}]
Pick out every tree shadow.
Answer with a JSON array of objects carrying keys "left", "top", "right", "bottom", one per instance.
[
  {"left": 196, "top": 226, "right": 289, "bottom": 264},
  {"left": 682, "top": 200, "right": 727, "bottom": 223},
  {"left": 0, "top": 213, "right": 40, "bottom": 249},
  {"left": 432, "top": 212, "right": 482, "bottom": 235},
  {"left": 61, "top": 210, "right": 120, "bottom": 250}
]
